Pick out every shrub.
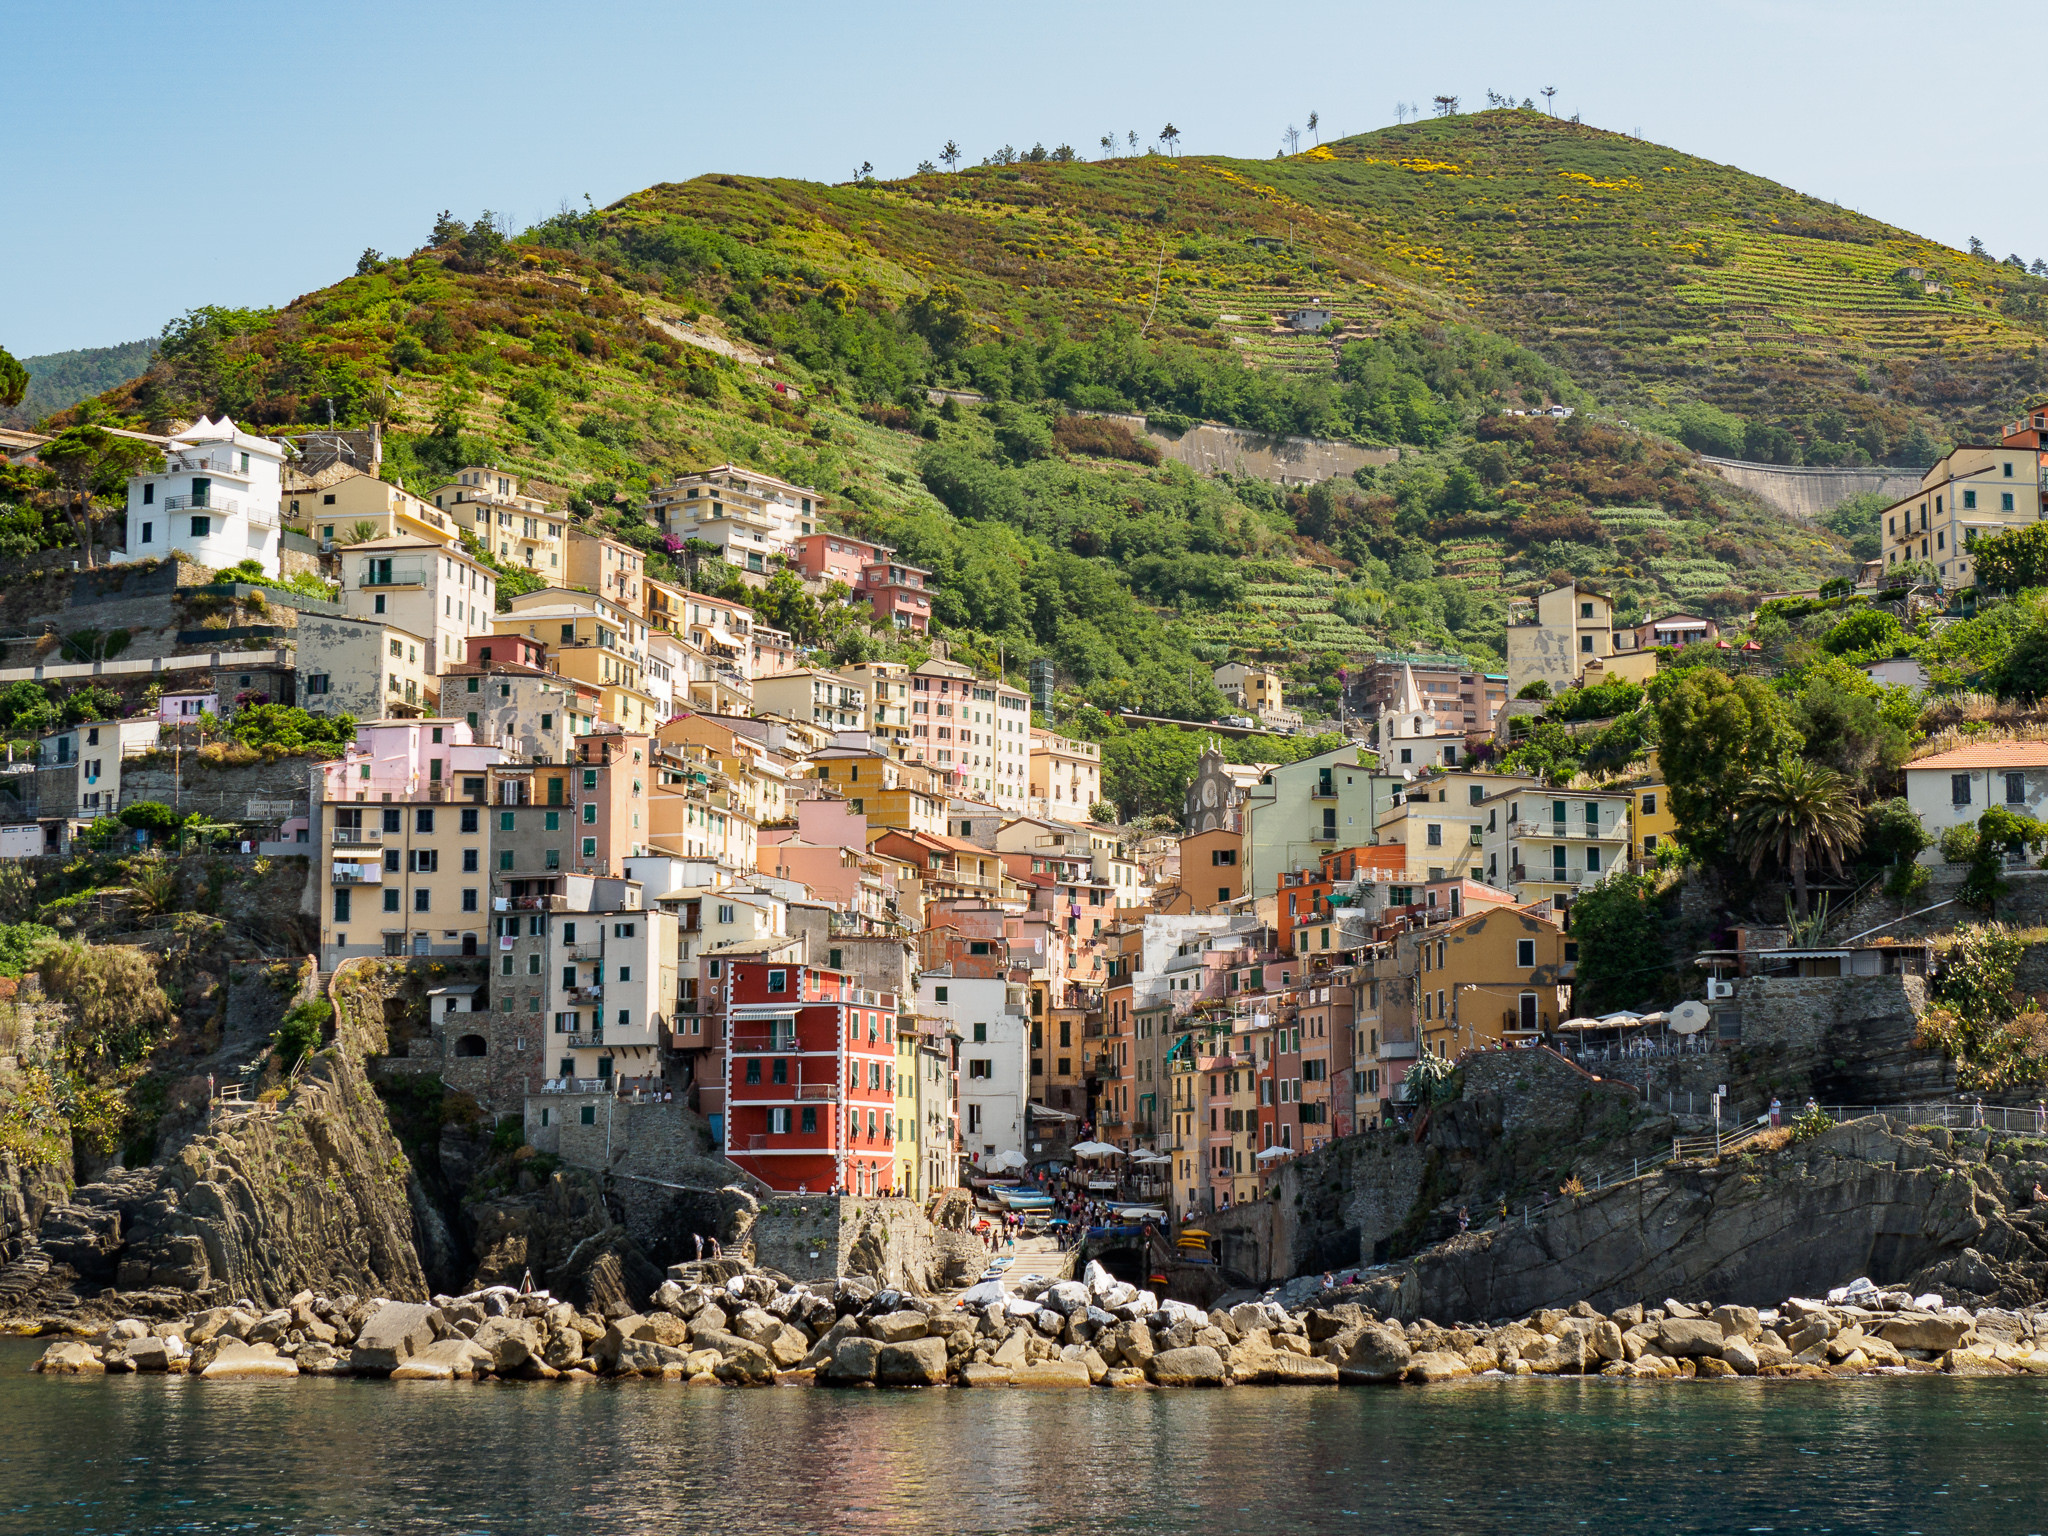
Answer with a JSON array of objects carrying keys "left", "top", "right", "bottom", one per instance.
[
  {"left": 1788, "top": 1105, "right": 1837, "bottom": 1144},
  {"left": 1052, "top": 414, "right": 1162, "bottom": 465},
  {"left": 273, "top": 997, "right": 331, "bottom": 1072}
]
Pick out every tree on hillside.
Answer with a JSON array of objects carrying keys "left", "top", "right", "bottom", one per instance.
[
  {"left": 941, "top": 140, "right": 961, "bottom": 172},
  {"left": 1568, "top": 871, "right": 1666, "bottom": 1015},
  {"left": 34, "top": 426, "right": 160, "bottom": 569},
  {"left": 1651, "top": 668, "right": 1802, "bottom": 856},
  {"left": 1100, "top": 134, "right": 1115, "bottom": 158},
  {"left": 1731, "top": 756, "right": 1863, "bottom": 918},
  {"left": 1160, "top": 123, "right": 1180, "bottom": 155},
  {"left": 1284, "top": 125, "right": 1301, "bottom": 155},
  {"left": 1307, "top": 111, "right": 1320, "bottom": 145},
  {"left": 0, "top": 344, "right": 26, "bottom": 410},
  {"left": 1432, "top": 95, "right": 1460, "bottom": 117},
  {"left": 1542, "top": 86, "right": 1557, "bottom": 114},
  {"left": 1971, "top": 522, "right": 2048, "bottom": 592}
]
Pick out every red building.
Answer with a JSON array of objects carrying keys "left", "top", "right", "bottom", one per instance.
[
  {"left": 857, "top": 556, "right": 934, "bottom": 633},
  {"left": 723, "top": 958, "right": 900, "bottom": 1195}
]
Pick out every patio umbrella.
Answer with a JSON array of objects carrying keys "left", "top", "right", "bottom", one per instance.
[{"left": 1255, "top": 1146, "right": 1293, "bottom": 1162}]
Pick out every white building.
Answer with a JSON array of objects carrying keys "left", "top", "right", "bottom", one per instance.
[
  {"left": 1905, "top": 741, "right": 2048, "bottom": 859},
  {"left": 917, "top": 970, "right": 1029, "bottom": 1170},
  {"left": 119, "top": 416, "right": 285, "bottom": 576},
  {"left": 541, "top": 901, "right": 677, "bottom": 1085},
  {"left": 646, "top": 464, "right": 825, "bottom": 575},
  {"left": 1380, "top": 663, "right": 1470, "bottom": 773},
  {"left": 338, "top": 536, "right": 498, "bottom": 675}
]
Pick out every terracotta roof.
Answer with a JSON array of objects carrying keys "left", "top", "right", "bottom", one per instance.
[{"left": 1908, "top": 741, "right": 2048, "bottom": 771}]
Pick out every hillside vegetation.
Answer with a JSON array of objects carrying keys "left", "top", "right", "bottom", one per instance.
[
  {"left": 40, "top": 111, "right": 2014, "bottom": 720},
  {"left": 4, "top": 339, "right": 156, "bottom": 428}
]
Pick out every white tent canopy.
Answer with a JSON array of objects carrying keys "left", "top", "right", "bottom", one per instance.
[
  {"left": 1255, "top": 1146, "right": 1294, "bottom": 1162},
  {"left": 1070, "top": 1141, "right": 1124, "bottom": 1159}
]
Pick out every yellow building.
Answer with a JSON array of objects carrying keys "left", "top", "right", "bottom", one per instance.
[
  {"left": 1213, "top": 662, "right": 1287, "bottom": 720},
  {"left": 812, "top": 747, "right": 945, "bottom": 835},
  {"left": 283, "top": 470, "right": 461, "bottom": 549},
  {"left": 1420, "top": 904, "right": 1575, "bottom": 1056},
  {"left": 565, "top": 530, "right": 646, "bottom": 615},
  {"left": 495, "top": 588, "right": 661, "bottom": 732},
  {"left": 1029, "top": 730, "right": 1102, "bottom": 819},
  {"left": 837, "top": 660, "right": 912, "bottom": 749},
  {"left": 1879, "top": 440, "right": 2046, "bottom": 586},
  {"left": 1623, "top": 755, "right": 1677, "bottom": 866},
  {"left": 895, "top": 1021, "right": 920, "bottom": 1197},
  {"left": 430, "top": 468, "right": 567, "bottom": 576},
  {"left": 1374, "top": 768, "right": 1535, "bottom": 885}
]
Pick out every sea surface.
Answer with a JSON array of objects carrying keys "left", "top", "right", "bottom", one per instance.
[{"left": 4, "top": 1337, "right": 2047, "bottom": 1535}]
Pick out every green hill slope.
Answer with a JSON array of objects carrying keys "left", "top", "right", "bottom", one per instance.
[
  {"left": 60, "top": 111, "right": 2010, "bottom": 718},
  {"left": 4, "top": 338, "right": 156, "bottom": 428}
]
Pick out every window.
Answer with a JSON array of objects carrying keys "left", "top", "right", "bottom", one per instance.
[
  {"left": 1426, "top": 824, "right": 1442, "bottom": 847},
  {"left": 1953, "top": 774, "right": 1973, "bottom": 808},
  {"left": 141, "top": 521, "right": 154, "bottom": 544},
  {"left": 2007, "top": 772, "right": 2027, "bottom": 805},
  {"left": 1517, "top": 939, "right": 1535, "bottom": 968},
  {"left": 582, "top": 803, "right": 597, "bottom": 824},
  {"left": 191, "top": 516, "right": 210, "bottom": 537},
  {"left": 582, "top": 838, "right": 597, "bottom": 858},
  {"left": 413, "top": 889, "right": 430, "bottom": 912},
  {"left": 969, "top": 1059, "right": 992, "bottom": 1079},
  {"left": 415, "top": 809, "right": 434, "bottom": 833},
  {"left": 544, "top": 811, "right": 559, "bottom": 831},
  {"left": 972, "top": 1021, "right": 987, "bottom": 1043},
  {"left": 1642, "top": 792, "right": 1656, "bottom": 815},
  {"left": 461, "top": 889, "right": 478, "bottom": 912},
  {"left": 767, "top": 969, "right": 787, "bottom": 993},
  {"left": 334, "top": 889, "right": 351, "bottom": 923},
  {"left": 769, "top": 1107, "right": 791, "bottom": 1134},
  {"left": 1964, "top": 490, "right": 1977, "bottom": 510},
  {"left": 1580, "top": 634, "right": 1593, "bottom": 653},
  {"left": 801, "top": 1106, "right": 817, "bottom": 1134},
  {"left": 934, "top": 985, "right": 948, "bottom": 1003},
  {"left": 461, "top": 848, "right": 478, "bottom": 873},
  {"left": 2004, "top": 492, "right": 2016, "bottom": 513}
]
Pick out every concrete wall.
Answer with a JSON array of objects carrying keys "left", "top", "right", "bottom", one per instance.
[
  {"left": 749, "top": 1193, "right": 937, "bottom": 1290},
  {"left": 1699, "top": 456, "right": 1925, "bottom": 520},
  {"left": 1078, "top": 411, "right": 1398, "bottom": 486}
]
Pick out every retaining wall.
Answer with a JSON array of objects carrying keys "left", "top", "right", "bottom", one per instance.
[{"left": 1699, "top": 455, "right": 1925, "bottom": 520}]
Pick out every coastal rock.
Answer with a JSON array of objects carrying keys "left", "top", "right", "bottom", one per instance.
[
  {"left": 1404, "top": 1351, "right": 1471, "bottom": 1383},
  {"left": 1013, "top": 1359, "right": 1094, "bottom": 1387},
  {"left": 201, "top": 1340, "right": 298, "bottom": 1379},
  {"left": 1656, "top": 1319, "right": 1726, "bottom": 1358},
  {"left": 1150, "top": 1346, "right": 1228, "bottom": 1387},
  {"left": 118, "top": 1337, "right": 172, "bottom": 1373},
  {"left": 876, "top": 1336, "right": 948, "bottom": 1386},
  {"left": 352, "top": 1303, "right": 438, "bottom": 1373},
  {"left": 956, "top": 1363, "right": 1012, "bottom": 1387},
  {"left": 390, "top": 1338, "right": 487, "bottom": 1381},
  {"left": 1877, "top": 1314, "right": 1973, "bottom": 1352},
  {"left": 868, "top": 1310, "right": 929, "bottom": 1344},
  {"left": 472, "top": 1316, "right": 538, "bottom": 1371},
  {"left": 1720, "top": 1339, "right": 1760, "bottom": 1376},
  {"left": 822, "top": 1336, "right": 881, "bottom": 1384},
  {"left": 1332, "top": 1322, "right": 1412, "bottom": 1383},
  {"left": 1712, "top": 1305, "right": 1761, "bottom": 1341},
  {"left": 35, "top": 1340, "right": 105, "bottom": 1374}
]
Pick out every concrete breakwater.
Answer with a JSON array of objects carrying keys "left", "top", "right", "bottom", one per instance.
[{"left": 28, "top": 1258, "right": 2048, "bottom": 1388}]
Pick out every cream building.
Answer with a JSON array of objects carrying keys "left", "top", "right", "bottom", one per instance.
[
  {"left": 285, "top": 471, "right": 460, "bottom": 550},
  {"left": 647, "top": 464, "right": 826, "bottom": 577},
  {"left": 338, "top": 536, "right": 498, "bottom": 674},
  {"left": 1506, "top": 583, "right": 1615, "bottom": 698},
  {"left": 1029, "top": 730, "right": 1102, "bottom": 819},
  {"left": 494, "top": 588, "right": 661, "bottom": 733},
  {"left": 1879, "top": 441, "right": 2048, "bottom": 586},
  {"left": 430, "top": 468, "right": 567, "bottom": 576}
]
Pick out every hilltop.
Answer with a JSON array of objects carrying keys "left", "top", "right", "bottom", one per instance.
[{"left": 42, "top": 110, "right": 2024, "bottom": 715}]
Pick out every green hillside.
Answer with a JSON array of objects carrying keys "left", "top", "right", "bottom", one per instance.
[
  {"left": 4, "top": 338, "right": 156, "bottom": 428},
  {"left": 46, "top": 110, "right": 2013, "bottom": 720}
]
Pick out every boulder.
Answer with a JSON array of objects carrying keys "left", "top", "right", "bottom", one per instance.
[
  {"left": 1720, "top": 1339, "right": 1760, "bottom": 1376},
  {"left": 822, "top": 1336, "right": 882, "bottom": 1384},
  {"left": 1261, "top": 1354, "right": 1338, "bottom": 1385},
  {"left": 1332, "top": 1322, "right": 1412, "bottom": 1384},
  {"left": 801, "top": 1316, "right": 861, "bottom": 1370},
  {"left": 1656, "top": 1318, "right": 1727, "bottom": 1358},
  {"left": 1878, "top": 1315, "right": 1974, "bottom": 1352},
  {"left": 636, "top": 1313, "right": 693, "bottom": 1350},
  {"left": 957, "top": 1363, "right": 1013, "bottom": 1387},
  {"left": 472, "top": 1316, "right": 538, "bottom": 1372},
  {"left": 1943, "top": 1348, "right": 2015, "bottom": 1377},
  {"left": 201, "top": 1341, "right": 299, "bottom": 1380},
  {"left": 1590, "top": 1322, "right": 1626, "bottom": 1363},
  {"left": 1695, "top": 1356, "right": 1738, "bottom": 1378},
  {"left": 728, "top": 1307, "right": 782, "bottom": 1347},
  {"left": 1405, "top": 1351, "right": 1471, "bottom": 1383},
  {"left": 1712, "top": 1305, "right": 1761, "bottom": 1342},
  {"left": 119, "top": 1337, "right": 172, "bottom": 1373},
  {"left": 764, "top": 1324, "right": 811, "bottom": 1369},
  {"left": 1013, "top": 1359, "right": 1094, "bottom": 1387},
  {"left": 35, "top": 1340, "right": 104, "bottom": 1374},
  {"left": 1150, "top": 1345, "right": 1228, "bottom": 1387},
  {"left": 876, "top": 1336, "right": 949, "bottom": 1386},
  {"left": 868, "top": 1310, "right": 930, "bottom": 1344},
  {"left": 614, "top": 1340, "right": 688, "bottom": 1376},
  {"left": 352, "top": 1303, "right": 438, "bottom": 1373},
  {"left": 1042, "top": 1281, "right": 1091, "bottom": 1315},
  {"left": 390, "top": 1338, "right": 488, "bottom": 1381},
  {"left": 991, "top": 1330, "right": 1029, "bottom": 1369}
]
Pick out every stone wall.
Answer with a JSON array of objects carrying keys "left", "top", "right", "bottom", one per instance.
[
  {"left": 1699, "top": 455, "right": 1925, "bottom": 520},
  {"left": 748, "top": 1194, "right": 939, "bottom": 1292},
  {"left": 120, "top": 754, "right": 317, "bottom": 830},
  {"left": 1736, "top": 973, "right": 1926, "bottom": 1055}
]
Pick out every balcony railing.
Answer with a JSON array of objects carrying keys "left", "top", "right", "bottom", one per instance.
[
  {"left": 1507, "top": 817, "right": 1625, "bottom": 841},
  {"left": 164, "top": 494, "right": 240, "bottom": 514},
  {"left": 731, "top": 1030, "right": 798, "bottom": 1054},
  {"left": 794, "top": 1083, "right": 840, "bottom": 1100},
  {"left": 330, "top": 864, "right": 381, "bottom": 885},
  {"left": 565, "top": 985, "right": 603, "bottom": 1003},
  {"left": 1380, "top": 1039, "right": 1420, "bottom": 1060},
  {"left": 332, "top": 827, "right": 382, "bottom": 845}
]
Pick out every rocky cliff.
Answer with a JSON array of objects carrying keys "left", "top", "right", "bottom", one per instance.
[
  {"left": 22, "top": 1048, "right": 426, "bottom": 1313},
  {"left": 1397, "top": 1116, "right": 2048, "bottom": 1319}
]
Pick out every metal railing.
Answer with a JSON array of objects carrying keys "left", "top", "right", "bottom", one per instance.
[
  {"left": 164, "top": 494, "right": 239, "bottom": 513},
  {"left": 330, "top": 866, "right": 380, "bottom": 885},
  {"left": 332, "top": 827, "right": 382, "bottom": 845}
]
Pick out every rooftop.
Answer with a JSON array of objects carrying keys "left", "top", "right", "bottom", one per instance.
[{"left": 1908, "top": 740, "right": 2048, "bottom": 771}]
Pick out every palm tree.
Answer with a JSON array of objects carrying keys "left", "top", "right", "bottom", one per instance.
[
  {"left": 1731, "top": 756, "right": 1865, "bottom": 918},
  {"left": 1307, "top": 110, "right": 1320, "bottom": 145},
  {"left": 1542, "top": 86, "right": 1557, "bottom": 114}
]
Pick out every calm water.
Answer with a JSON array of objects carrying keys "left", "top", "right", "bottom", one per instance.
[{"left": 6, "top": 1339, "right": 2048, "bottom": 1535}]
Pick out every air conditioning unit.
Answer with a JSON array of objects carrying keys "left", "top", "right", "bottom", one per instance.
[{"left": 1706, "top": 980, "right": 1735, "bottom": 1001}]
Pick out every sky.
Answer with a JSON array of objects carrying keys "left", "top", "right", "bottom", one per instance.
[{"left": 5, "top": 0, "right": 2046, "bottom": 358}]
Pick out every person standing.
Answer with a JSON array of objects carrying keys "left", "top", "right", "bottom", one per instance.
[{"left": 1769, "top": 1097, "right": 1782, "bottom": 1130}]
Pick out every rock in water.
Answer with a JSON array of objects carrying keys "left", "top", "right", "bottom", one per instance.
[
  {"left": 1150, "top": 1346, "right": 1227, "bottom": 1387},
  {"left": 351, "top": 1302, "right": 438, "bottom": 1373},
  {"left": 875, "top": 1336, "right": 948, "bottom": 1386}
]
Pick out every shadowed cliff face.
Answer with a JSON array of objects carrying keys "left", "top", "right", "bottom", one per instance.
[
  {"left": 1399, "top": 1117, "right": 2048, "bottom": 1319},
  {"left": 26, "top": 1050, "right": 427, "bottom": 1310}
]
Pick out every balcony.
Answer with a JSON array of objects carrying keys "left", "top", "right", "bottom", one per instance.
[
  {"left": 332, "top": 826, "right": 382, "bottom": 845},
  {"left": 794, "top": 1083, "right": 841, "bottom": 1101},
  {"left": 330, "top": 862, "right": 381, "bottom": 885},
  {"left": 565, "top": 985, "right": 603, "bottom": 1004},
  {"left": 731, "top": 1030, "right": 798, "bottom": 1054},
  {"left": 1380, "top": 1039, "right": 1420, "bottom": 1060},
  {"left": 164, "top": 494, "right": 241, "bottom": 514}
]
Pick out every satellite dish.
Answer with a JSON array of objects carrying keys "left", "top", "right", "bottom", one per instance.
[{"left": 1670, "top": 1000, "right": 1711, "bottom": 1035}]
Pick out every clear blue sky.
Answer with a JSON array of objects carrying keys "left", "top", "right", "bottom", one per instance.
[{"left": 4, "top": 0, "right": 2042, "bottom": 357}]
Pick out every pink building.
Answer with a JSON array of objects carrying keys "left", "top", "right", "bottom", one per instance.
[
  {"left": 319, "top": 718, "right": 507, "bottom": 802},
  {"left": 788, "top": 532, "right": 884, "bottom": 588},
  {"left": 858, "top": 556, "right": 934, "bottom": 633}
]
